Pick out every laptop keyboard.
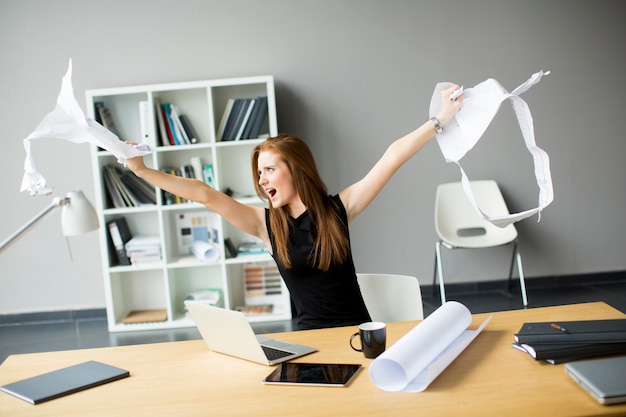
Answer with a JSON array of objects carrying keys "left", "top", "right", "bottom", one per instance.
[{"left": 262, "top": 345, "right": 293, "bottom": 361}]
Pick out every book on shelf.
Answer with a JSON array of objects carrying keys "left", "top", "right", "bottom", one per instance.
[
  {"left": 94, "top": 102, "right": 123, "bottom": 140},
  {"left": 168, "top": 104, "right": 190, "bottom": 144},
  {"left": 155, "top": 100, "right": 200, "bottom": 146},
  {"left": 163, "top": 102, "right": 182, "bottom": 145},
  {"left": 102, "top": 164, "right": 156, "bottom": 208},
  {"left": 234, "top": 98, "right": 256, "bottom": 140},
  {"left": 216, "top": 98, "right": 235, "bottom": 141},
  {"left": 179, "top": 114, "right": 199, "bottom": 144},
  {"left": 241, "top": 96, "right": 268, "bottom": 140},
  {"left": 189, "top": 157, "right": 204, "bottom": 181},
  {"left": 224, "top": 237, "right": 237, "bottom": 258},
  {"left": 220, "top": 98, "right": 247, "bottom": 141},
  {"left": 125, "top": 235, "right": 162, "bottom": 264},
  {"left": 202, "top": 163, "right": 215, "bottom": 188},
  {"left": 154, "top": 98, "right": 170, "bottom": 146},
  {"left": 122, "top": 309, "right": 167, "bottom": 324},
  {"left": 218, "top": 96, "right": 268, "bottom": 141},
  {"left": 160, "top": 157, "right": 215, "bottom": 204},
  {"left": 237, "top": 239, "right": 269, "bottom": 256},
  {"left": 107, "top": 217, "right": 132, "bottom": 266}
]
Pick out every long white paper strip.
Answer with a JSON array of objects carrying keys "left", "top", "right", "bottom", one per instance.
[
  {"left": 369, "top": 301, "right": 490, "bottom": 392},
  {"left": 21, "top": 59, "right": 152, "bottom": 196},
  {"left": 429, "top": 71, "right": 554, "bottom": 228}
]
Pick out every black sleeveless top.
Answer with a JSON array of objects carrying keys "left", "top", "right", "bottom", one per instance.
[{"left": 265, "top": 195, "right": 371, "bottom": 330}]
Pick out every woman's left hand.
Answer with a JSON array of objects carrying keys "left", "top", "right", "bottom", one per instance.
[{"left": 437, "top": 84, "right": 464, "bottom": 125}]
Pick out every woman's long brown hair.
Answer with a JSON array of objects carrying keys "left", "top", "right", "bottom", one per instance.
[{"left": 252, "top": 134, "right": 349, "bottom": 271}]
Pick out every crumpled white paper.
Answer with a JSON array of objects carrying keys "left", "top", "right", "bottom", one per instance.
[
  {"left": 21, "top": 58, "right": 153, "bottom": 196},
  {"left": 429, "top": 70, "right": 554, "bottom": 228}
]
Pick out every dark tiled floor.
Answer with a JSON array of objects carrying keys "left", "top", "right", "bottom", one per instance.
[{"left": 1, "top": 274, "right": 625, "bottom": 365}]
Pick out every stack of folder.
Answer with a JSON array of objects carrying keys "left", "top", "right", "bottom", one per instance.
[{"left": 512, "top": 319, "right": 626, "bottom": 364}]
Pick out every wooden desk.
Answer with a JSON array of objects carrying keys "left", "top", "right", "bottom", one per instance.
[{"left": 1, "top": 302, "right": 625, "bottom": 416}]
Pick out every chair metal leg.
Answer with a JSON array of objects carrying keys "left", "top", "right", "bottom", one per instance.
[
  {"left": 434, "top": 241, "right": 447, "bottom": 305},
  {"left": 508, "top": 241, "right": 517, "bottom": 287},
  {"left": 507, "top": 241, "right": 528, "bottom": 307},
  {"left": 516, "top": 251, "right": 528, "bottom": 307}
]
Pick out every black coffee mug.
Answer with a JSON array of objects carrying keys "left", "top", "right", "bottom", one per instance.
[{"left": 349, "top": 322, "right": 386, "bottom": 358}]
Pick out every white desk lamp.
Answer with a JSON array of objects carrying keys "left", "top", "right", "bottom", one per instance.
[{"left": 0, "top": 190, "right": 99, "bottom": 255}]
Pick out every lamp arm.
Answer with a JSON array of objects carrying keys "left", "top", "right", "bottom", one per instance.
[{"left": 0, "top": 197, "right": 69, "bottom": 255}]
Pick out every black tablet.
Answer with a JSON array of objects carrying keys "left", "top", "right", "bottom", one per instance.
[{"left": 262, "top": 363, "right": 362, "bottom": 387}]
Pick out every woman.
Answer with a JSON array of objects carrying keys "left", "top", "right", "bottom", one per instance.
[{"left": 126, "top": 84, "right": 463, "bottom": 329}]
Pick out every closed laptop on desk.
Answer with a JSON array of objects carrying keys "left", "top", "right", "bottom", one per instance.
[
  {"left": 565, "top": 356, "right": 626, "bottom": 405},
  {"left": 0, "top": 361, "right": 129, "bottom": 405},
  {"left": 184, "top": 300, "right": 316, "bottom": 365}
]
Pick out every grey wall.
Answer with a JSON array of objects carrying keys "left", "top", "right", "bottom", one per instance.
[{"left": 1, "top": 0, "right": 624, "bottom": 314}]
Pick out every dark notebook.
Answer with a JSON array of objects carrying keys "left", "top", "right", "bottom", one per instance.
[
  {"left": 1, "top": 361, "right": 129, "bottom": 404},
  {"left": 514, "top": 319, "right": 626, "bottom": 344},
  {"left": 513, "top": 341, "right": 626, "bottom": 360}
]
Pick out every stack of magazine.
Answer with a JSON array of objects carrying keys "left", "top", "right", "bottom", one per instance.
[{"left": 512, "top": 319, "right": 626, "bottom": 364}]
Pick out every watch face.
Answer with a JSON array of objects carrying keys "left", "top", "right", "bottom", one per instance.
[{"left": 431, "top": 117, "right": 442, "bottom": 133}]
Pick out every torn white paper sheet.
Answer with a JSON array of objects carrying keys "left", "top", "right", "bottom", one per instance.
[
  {"left": 429, "top": 70, "right": 553, "bottom": 228},
  {"left": 369, "top": 301, "right": 491, "bottom": 392},
  {"left": 21, "top": 59, "right": 153, "bottom": 196}
]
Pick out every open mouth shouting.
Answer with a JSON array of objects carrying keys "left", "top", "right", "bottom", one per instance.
[{"left": 266, "top": 188, "right": 277, "bottom": 200}]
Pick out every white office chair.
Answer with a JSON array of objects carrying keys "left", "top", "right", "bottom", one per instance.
[
  {"left": 357, "top": 273, "right": 424, "bottom": 322},
  {"left": 433, "top": 180, "right": 527, "bottom": 307}
]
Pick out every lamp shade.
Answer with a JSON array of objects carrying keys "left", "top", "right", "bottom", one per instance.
[{"left": 61, "top": 190, "right": 99, "bottom": 236}]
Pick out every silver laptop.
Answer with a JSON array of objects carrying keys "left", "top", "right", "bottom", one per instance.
[
  {"left": 184, "top": 300, "right": 316, "bottom": 365},
  {"left": 565, "top": 356, "right": 626, "bottom": 405}
]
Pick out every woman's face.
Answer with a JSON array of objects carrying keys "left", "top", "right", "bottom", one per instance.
[{"left": 257, "top": 150, "right": 300, "bottom": 211}]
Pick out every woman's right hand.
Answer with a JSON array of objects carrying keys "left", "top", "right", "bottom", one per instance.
[{"left": 124, "top": 142, "right": 147, "bottom": 175}]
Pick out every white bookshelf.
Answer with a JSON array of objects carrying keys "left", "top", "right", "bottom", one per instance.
[{"left": 86, "top": 76, "right": 291, "bottom": 332}]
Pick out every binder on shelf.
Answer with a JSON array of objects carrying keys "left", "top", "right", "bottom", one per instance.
[
  {"left": 107, "top": 217, "right": 132, "bottom": 266},
  {"left": 139, "top": 100, "right": 152, "bottom": 142}
]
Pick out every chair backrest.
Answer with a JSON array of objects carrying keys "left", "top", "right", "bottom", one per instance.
[
  {"left": 357, "top": 273, "right": 424, "bottom": 322},
  {"left": 434, "top": 180, "right": 518, "bottom": 249}
]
